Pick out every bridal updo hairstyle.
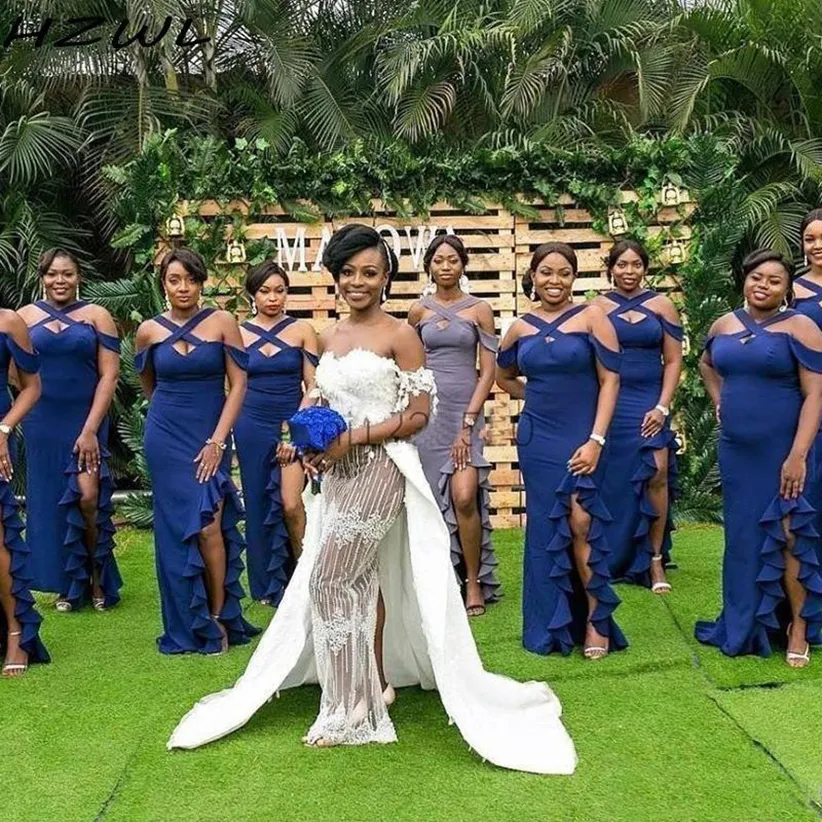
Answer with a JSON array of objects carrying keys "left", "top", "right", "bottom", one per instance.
[
  {"left": 522, "top": 242, "right": 578, "bottom": 299},
  {"left": 322, "top": 224, "right": 399, "bottom": 301}
]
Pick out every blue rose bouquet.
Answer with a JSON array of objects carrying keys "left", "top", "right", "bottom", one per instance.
[{"left": 286, "top": 406, "right": 348, "bottom": 492}]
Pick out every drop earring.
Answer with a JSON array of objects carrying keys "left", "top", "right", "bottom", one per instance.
[
  {"left": 529, "top": 286, "right": 537, "bottom": 301},
  {"left": 459, "top": 274, "right": 470, "bottom": 294},
  {"left": 421, "top": 276, "right": 436, "bottom": 297},
  {"left": 381, "top": 286, "right": 388, "bottom": 304},
  {"left": 250, "top": 301, "right": 258, "bottom": 316},
  {"left": 164, "top": 292, "right": 171, "bottom": 311}
]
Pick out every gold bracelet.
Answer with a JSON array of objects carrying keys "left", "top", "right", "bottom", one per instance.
[{"left": 206, "top": 438, "right": 226, "bottom": 451}]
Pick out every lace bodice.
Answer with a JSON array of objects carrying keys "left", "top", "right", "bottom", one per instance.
[{"left": 312, "top": 348, "right": 437, "bottom": 428}]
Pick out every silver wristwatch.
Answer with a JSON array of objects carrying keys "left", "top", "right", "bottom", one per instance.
[
  {"left": 655, "top": 404, "right": 670, "bottom": 417},
  {"left": 0, "top": 424, "right": 11, "bottom": 437},
  {"left": 589, "top": 433, "right": 606, "bottom": 447}
]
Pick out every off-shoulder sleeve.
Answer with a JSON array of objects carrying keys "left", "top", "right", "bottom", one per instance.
[
  {"left": 302, "top": 350, "right": 320, "bottom": 366},
  {"left": 134, "top": 346, "right": 153, "bottom": 374},
  {"left": 702, "top": 335, "right": 716, "bottom": 366},
  {"left": 496, "top": 340, "right": 519, "bottom": 369},
  {"left": 789, "top": 336, "right": 822, "bottom": 373},
  {"left": 96, "top": 330, "right": 121, "bottom": 353},
  {"left": 6, "top": 336, "right": 40, "bottom": 373},
  {"left": 225, "top": 345, "right": 249, "bottom": 370},
  {"left": 660, "top": 316, "right": 684, "bottom": 342},
  {"left": 476, "top": 324, "right": 499, "bottom": 353},
  {"left": 394, "top": 365, "right": 438, "bottom": 416},
  {"left": 590, "top": 335, "right": 622, "bottom": 373}
]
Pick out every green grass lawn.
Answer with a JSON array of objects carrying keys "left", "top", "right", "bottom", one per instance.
[{"left": 5, "top": 525, "right": 822, "bottom": 821}]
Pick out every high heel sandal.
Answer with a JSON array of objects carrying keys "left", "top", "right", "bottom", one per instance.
[
  {"left": 583, "top": 622, "right": 609, "bottom": 660},
  {"left": 2, "top": 631, "right": 28, "bottom": 677},
  {"left": 650, "top": 554, "right": 672, "bottom": 595},
  {"left": 786, "top": 624, "right": 811, "bottom": 668},
  {"left": 464, "top": 578, "right": 486, "bottom": 617}
]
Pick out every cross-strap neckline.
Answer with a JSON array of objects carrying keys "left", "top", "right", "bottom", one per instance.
[
  {"left": 154, "top": 307, "right": 216, "bottom": 348},
  {"left": 420, "top": 294, "right": 477, "bottom": 322},
  {"left": 606, "top": 289, "right": 657, "bottom": 319},
  {"left": 32, "top": 299, "right": 89, "bottom": 330},
  {"left": 522, "top": 304, "right": 587, "bottom": 336},
  {"left": 242, "top": 316, "right": 297, "bottom": 352},
  {"left": 795, "top": 276, "right": 822, "bottom": 298},
  {"left": 733, "top": 307, "right": 795, "bottom": 336}
]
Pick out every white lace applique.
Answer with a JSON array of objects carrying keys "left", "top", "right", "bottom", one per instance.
[
  {"left": 316, "top": 609, "right": 353, "bottom": 655},
  {"left": 322, "top": 499, "right": 396, "bottom": 547},
  {"left": 394, "top": 365, "right": 439, "bottom": 417}
]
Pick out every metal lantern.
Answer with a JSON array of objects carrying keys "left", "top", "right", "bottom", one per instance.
[
  {"left": 660, "top": 181, "right": 681, "bottom": 207},
  {"left": 226, "top": 239, "right": 247, "bottom": 264},
  {"left": 608, "top": 208, "right": 627, "bottom": 236},
  {"left": 166, "top": 215, "right": 185, "bottom": 238}
]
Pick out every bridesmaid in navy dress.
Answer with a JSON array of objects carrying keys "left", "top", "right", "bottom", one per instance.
[
  {"left": 793, "top": 209, "right": 822, "bottom": 524},
  {"left": 496, "top": 243, "right": 626, "bottom": 659},
  {"left": 594, "top": 240, "right": 683, "bottom": 593},
  {"left": 136, "top": 249, "right": 259, "bottom": 655},
  {"left": 697, "top": 249, "right": 822, "bottom": 667},
  {"left": 235, "top": 261, "right": 318, "bottom": 606},
  {"left": 0, "top": 311, "right": 48, "bottom": 676},
  {"left": 18, "top": 249, "right": 123, "bottom": 613},
  {"left": 408, "top": 235, "right": 500, "bottom": 617}
]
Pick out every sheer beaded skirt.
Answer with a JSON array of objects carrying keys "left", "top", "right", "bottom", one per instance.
[{"left": 305, "top": 444, "right": 405, "bottom": 745}]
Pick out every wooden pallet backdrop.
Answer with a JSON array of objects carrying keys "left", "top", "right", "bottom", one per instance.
[{"left": 165, "top": 193, "right": 693, "bottom": 529}]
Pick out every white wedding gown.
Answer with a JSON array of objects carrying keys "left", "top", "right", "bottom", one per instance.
[{"left": 167, "top": 348, "right": 577, "bottom": 774}]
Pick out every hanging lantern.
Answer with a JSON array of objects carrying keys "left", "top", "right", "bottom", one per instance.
[
  {"left": 660, "top": 181, "right": 682, "bottom": 207},
  {"left": 226, "top": 238, "right": 247, "bottom": 264},
  {"left": 608, "top": 208, "right": 627, "bottom": 236},
  {"left": 166, "top": 215, "right": 185, "bottom": 238}
]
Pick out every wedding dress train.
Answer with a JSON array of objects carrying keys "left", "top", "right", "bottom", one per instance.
[{"left": 167, "top": 348, "right": 577, "bottom": 774}]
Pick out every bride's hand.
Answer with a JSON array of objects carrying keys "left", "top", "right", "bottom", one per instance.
[{"left": 318, "top": 435, "right": 352, "bottom": 471}]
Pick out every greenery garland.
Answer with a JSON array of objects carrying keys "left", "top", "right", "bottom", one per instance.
[{"left": 94, "top": 130, "right": 741, "bottom": 525}]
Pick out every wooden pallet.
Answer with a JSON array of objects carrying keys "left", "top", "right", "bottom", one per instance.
[{"left": 162, "top": 193, "right": 692, "bottom": 529}]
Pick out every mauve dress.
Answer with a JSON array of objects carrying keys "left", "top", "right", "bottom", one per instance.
[{"left": 413, "top": 295, "right": 501, "bottom": 602}]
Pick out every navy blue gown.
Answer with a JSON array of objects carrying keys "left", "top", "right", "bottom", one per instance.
[
  {"left": 497, "top": 307, "right": 628, "bottom": 655},
  {"left": 793, "top": 276, "right": 822, "bottom": 531},
  {"left": 234, "top": 316, "right": 317, "bottom": 605},
  {"left": 136, "top": 308, "right": 259, "bottom": 654},
  {"left": 695, "top": 309, "right": 822, "bottom": 656},
  {"left": 601, "top": 291, "right": 682, "bottom": 585},
  {"left": 23, "top": 301, "right": 122, "bottom": 608},
  {"left": 0, "top": 334, "right": 49, "bottom": 664}
]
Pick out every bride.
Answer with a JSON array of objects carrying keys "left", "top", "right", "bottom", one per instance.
[{"left": 167, "top": 224, "right": 577, "bottom": 774}]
